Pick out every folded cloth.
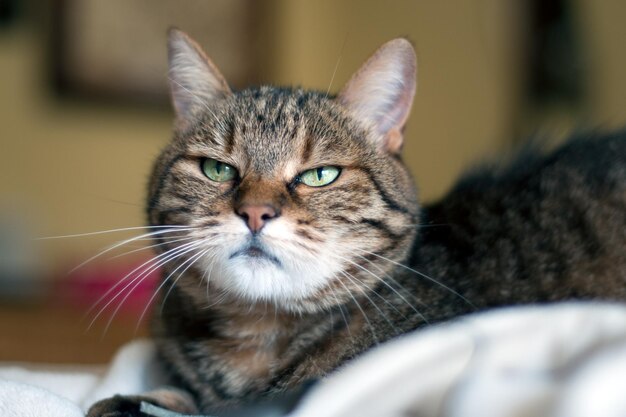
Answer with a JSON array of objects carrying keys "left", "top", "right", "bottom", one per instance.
[
  {"left": 292, "top": 302, "right": 626, "bottom": 417},
  {"left": 0, "top": 364, "right": 101, "bottom": 407},
  {"left": 2, "top": 302, "right": 626, "bottom": 417},
  {"left": 0, "top": 379, "right": 85, "bottom": 417},
  {"left": 0, "top": 339, "right": 161, "bottom": 417}
]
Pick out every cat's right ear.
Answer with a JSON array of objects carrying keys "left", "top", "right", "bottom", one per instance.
[{"left": 167, "top": 28, "right": 231, "bottom": 128}]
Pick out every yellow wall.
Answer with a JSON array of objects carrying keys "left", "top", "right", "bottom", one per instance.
[
  {"left": 576, "top": 0, "right": 626, "bottom": 125},
  {"left": 0, "top": 29, "right": 171, "bottom": 261}
]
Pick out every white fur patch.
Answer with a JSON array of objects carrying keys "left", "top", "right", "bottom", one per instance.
[{"left": 195, "top": 215, "right": 346, "bottom": 308}]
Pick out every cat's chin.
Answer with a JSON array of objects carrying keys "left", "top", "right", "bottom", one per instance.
[
  {"left": 219, "top": 258, "right": 326, "bottom": 306},
  {"left": 190, "top": 223, "right": 347, "bottom": 311},
  {"left": 191, "top": 248, "right": 332, "bottom": 312}
]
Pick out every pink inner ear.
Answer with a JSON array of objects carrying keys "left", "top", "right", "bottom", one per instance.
[
  {"left": 385, "top": 128, "right": 404, "bottom": 154},
  {"left": 338, "top": 39, "right": 416, "bottom": 153},
  {"left": 375, "top": 69, "right": 415, "bottom": 137}
]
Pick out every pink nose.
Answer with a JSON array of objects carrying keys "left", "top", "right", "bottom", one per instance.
[{"left": 236, "top": 204, "right": 278, "bottom": 233}]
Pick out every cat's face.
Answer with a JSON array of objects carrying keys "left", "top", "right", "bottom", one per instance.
[{"left": 147, "top": 30, "right": 419, "bottom": 313}]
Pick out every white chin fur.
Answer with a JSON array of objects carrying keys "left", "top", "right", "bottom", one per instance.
[
  {"left": 196, "top": 217, "right": 341, "bottom": 306},
  {"left": 225, "top": 258, "right": 318, "bottom": 303}
]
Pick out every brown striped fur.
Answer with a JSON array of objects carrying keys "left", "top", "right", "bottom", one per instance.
[{"left": 88, "top": 30, "right": 626, "bottom": 416}]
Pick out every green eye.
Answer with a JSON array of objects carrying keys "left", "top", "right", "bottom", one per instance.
[
  {"left": 299, "top": 166, "right": 341, "bottom": 187},
  {"left": 201, "top": 158, "right": 237, "bottom": 182}
]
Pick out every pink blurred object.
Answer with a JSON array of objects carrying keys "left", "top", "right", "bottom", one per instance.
[{"left": 52, "top": 258, "right": 160, "bottom": 320}]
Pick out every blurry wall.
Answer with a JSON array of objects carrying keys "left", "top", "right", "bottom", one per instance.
[
  {"left": 576, "top": 0, "right": 626, "bottom": 124},
  {"left": 0, "top": 28, "right": 172, "bottom": 265},
  {"left": 1, "top": 0, "right": 626, "bottom": 267}
]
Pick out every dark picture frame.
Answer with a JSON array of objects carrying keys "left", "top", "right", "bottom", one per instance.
[{"left": 49, "top": 0, "right": 259, "bottom": 107}]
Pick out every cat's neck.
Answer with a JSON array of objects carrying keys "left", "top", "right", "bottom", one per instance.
[{"left": 158, "top": 282, "right": 318, "bottom": 339}]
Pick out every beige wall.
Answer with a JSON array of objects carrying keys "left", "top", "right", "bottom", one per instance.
[
  {"left": 0, "top": 30, "right": 171, "bottom": 261},
  {"left": 576, "top": 0, "right": 626, "bottom": 125},
  {"left": 1, "top": 1, "right": 626, "bottom": 265}
]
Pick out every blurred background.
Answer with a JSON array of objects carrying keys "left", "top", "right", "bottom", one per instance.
[{"left": 1, "top": 0, "right": 626, "bottom": 365}]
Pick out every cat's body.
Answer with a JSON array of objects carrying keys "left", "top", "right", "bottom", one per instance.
[
  {"left": 87, "top": 31, "right": 626, "bottom": 416},
  {"left": 152, "top": 131, "right": 626, "bottom": 411}
]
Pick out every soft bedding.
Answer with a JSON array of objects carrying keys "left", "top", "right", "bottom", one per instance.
[{"left": 2, "top": 303, "right": 626, "bottom": 417}]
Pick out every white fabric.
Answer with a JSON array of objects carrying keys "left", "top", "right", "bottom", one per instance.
[
  {"left": 1, "top": 303, "right": 626, "bottom": 417},
  {"left": 0, "top": 339, "right": 161, "bottom": 416},
  {"left": 0, "top": 379, "right": 85, "bottom": 417},
  {"left": 293, "top": 302, "right": 626, "bottom": 417}
]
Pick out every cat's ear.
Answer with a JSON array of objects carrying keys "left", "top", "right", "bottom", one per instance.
[
  {"left": 167, "top": 28, "right": 231, "bottom": 127},
  {"left": 338, "top": 39, "right": 416, "bottom": 154}
]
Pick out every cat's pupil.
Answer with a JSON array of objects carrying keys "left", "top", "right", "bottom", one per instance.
[
  {"left": 316, "top": 167, "right": 323, "bottom": 181},
  {"left": 215, "top": 161, "right": 223, "bottom": 174}
]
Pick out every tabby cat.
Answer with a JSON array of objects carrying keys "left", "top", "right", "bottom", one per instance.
[{"left": 87, "top": 29, "right": 626, "bottom": 416}]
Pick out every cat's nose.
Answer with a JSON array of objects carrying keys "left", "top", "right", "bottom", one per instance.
[{"left": 236, "top": 204, "right": 279, "bottom": 233}]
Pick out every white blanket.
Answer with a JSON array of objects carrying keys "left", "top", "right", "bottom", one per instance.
[
  {"left": 0, "top": 340, "right": 165, "bottom": 417},
  {"left": 2, "top": 303, "right": 626, "bottom": 417}
]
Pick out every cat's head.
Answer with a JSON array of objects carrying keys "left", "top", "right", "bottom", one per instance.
[{"left": 147, "top": 29, "right": 419, "bottom": 313}]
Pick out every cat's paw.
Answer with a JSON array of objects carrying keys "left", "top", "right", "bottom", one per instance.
[{"left": 86, "top": 395, "right": 152, "bottom": 417}]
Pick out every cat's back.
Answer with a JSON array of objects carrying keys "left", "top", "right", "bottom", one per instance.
[
  {"left": 446, "top": 130, "right": 625, "bottom": 201},
  {"left": 416, "top": 132, "right": 626, "bottom": 308}
]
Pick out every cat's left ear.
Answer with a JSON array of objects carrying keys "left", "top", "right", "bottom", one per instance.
[
  {"left": 167, "top": 28, "right": 232, "bottom": 128},
  {"left": 338, "top": 39, "right": 416, "bottom": 154}
]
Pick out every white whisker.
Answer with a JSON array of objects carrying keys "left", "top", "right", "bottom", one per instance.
[
  {"left": 328, "top": 288, "right": 352, "bottom": 339},
  {"left": 70, "top": 228, "right": 197, "bottom": 274},
  {"left": 348, "top": 253, "right": 430, "bottom": 324},
  {"left": 339, "top": 270, "right": 401, "bottom": 335},
  {"left": 36, "top": 225, "right": 192, "bottom": 240},
  {"left": 157, "top": 248, "right": 210, "bottom": 317},
  {"left": 138, "top": 248, "right": 210, "bottom": 331},
  {"left": 325, "top": 33, "right": 349, "bottom": 97},
  {"left": 202, "top": 251, "right": 217, "bottom": 302},
  {"left": 99, "top": 241, "right": 207, "bottom": 338},
  {"left": 87, "top": 239, "right": 205, "bottom": 332},
  {"left": 335, "top": 277, "right": 379, "bottom": 344},
  {"left": 109, "top": 236, "right": 197, "bottom": 260},
  {"left": 356, "top": 248, "right": 476, "bottom": 309},
  {"left": 81, "top": 239, "right": 201, "bottom": 323}
]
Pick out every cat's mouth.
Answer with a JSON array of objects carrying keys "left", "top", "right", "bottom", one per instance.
[{"left": 230, "top": 242, "right": 282, "bottom": 267}]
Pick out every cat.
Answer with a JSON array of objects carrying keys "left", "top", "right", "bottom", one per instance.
[{"left": 87, "top": 28, "right": 626, "bottom": 416}]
